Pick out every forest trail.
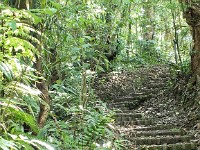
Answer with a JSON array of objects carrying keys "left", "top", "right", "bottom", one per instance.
[{"left": 95, "top": 65, "right": 199, "bottom": 150}]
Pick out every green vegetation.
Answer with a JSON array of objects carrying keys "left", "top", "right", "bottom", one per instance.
[{"left": 0, "top": 0, "right": 198, "bottom": 149}]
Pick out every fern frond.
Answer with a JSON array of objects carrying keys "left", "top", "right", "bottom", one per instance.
[
  {"left": 0, "top": 62, "right": 13, "bottom": 81},
  {"left": 4, "top": 37, "right": 38, "bottom": 57},
  {"left": 13, "top": 29, "right": 41, "bottom": 46},
  {"left": 7, "top": 81, "right": 41, "bottom": 96},
  {"left": 0, "top": 101, "right": 22, "bottom": 111},
  {"left": 16, "top": 23, "right": 42, "bottom": 36},
  {"left": 0, "top": 137, "right": 17, "bottom": 150},
  {"left": 0, "top": 99, "right": 39, "bottom": 133},
  {"left": 31, "top": 139, "right": 55, "bottom": 150}
]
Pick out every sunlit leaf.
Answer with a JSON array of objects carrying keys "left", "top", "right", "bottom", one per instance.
[
  {"left": 9, "top": 107, "right": 39, "bottom": 133},
  {"left": 43, "top": 8, "right": 57, "bottom": 15},
  {"left": 0, "top": 62, "right": 13, "bottom": 81},
  {"left": 8, "top": 20, "right": 17, "bottom": 31},
  {"left": 41, "top": 0, "right": 47, "bottom": 8},
  {"left": 50, "top": 1, "right": 62, "bottom": 9},
  {"left": 7, "top": 82, "right": 42, "bottom": 96},
  {"left": 0, "top": 137, "right": 17, "bottom": 150},
  {"left": 31, "top": 139, "right": 55, "bottom": 150}
]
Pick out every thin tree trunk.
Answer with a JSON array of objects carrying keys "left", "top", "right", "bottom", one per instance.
[
  {"left": 35, "top": 53, "right": 50, "bottom": 128},
  {"left": 170, "top": 1, "right": 183, "bottom": 68},
  {"left": 127, "top": 4, "right": 132, "bottom": 60},
  {"left": 36, "top": 25, "right": 50, "bottom": 128}
]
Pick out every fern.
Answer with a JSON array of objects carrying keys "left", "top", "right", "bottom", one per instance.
[
  {"left": 0, "top": 62, "right": 13, "bottom": 81},
  {"left": 7, "top": 81, "right": 41, "bottom": 96},
  {"left": 0, "top": 137, "right": 17, "bottom": 150},
  {"left": 9, "top": 107, "right": 39, "bottom": 133}
]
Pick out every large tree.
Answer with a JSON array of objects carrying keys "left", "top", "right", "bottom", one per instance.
[{"left": 180, "top": 1, "right": 200, "bottom": 79}]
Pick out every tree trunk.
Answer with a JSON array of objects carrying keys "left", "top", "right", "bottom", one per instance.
[
  {"left": 191, "top": 26, "right": 200, "bottom": 76},
  {"left": 143, "top": 1, "right": 155, "bottom": 41},
  {"left": 35, "top": 24, "right": 50, "bottom": 128},
  {"left": 127, "top": 3, "right": 132, "bottom": 60},
  {"left": 181, "top": 2, "right": 200, "bottom": 77}
]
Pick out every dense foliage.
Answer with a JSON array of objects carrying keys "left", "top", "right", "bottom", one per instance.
[{"left": 0, "top": 0, "right": 195, "bottom": 149}]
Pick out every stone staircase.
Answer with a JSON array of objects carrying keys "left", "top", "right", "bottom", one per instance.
[{"left": 106, "top": 66, "right": 199, "bottom": 150}]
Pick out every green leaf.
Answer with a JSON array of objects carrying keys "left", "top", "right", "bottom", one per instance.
[
  {"left": 9, "top": 107, "right": 39, "bottom": 133},
  {"left": 8, "top": 82, "right": 41, "bottom": 96},
  {"left": 31, "top": 139, "right": 55, "bottom": 150},
  {"left": 8, "top": 20, "right": 17, "bottom": 31},
  {"left": 43, "top": 8, "right": 57, "bottom": 15},
  {"left": 30, "top": 13, "right": 42, "bottom": 24},
  {"left": 72, "top": 56, "right": 77, "bottom": 61},
  {"left": 50, "top": 1, "right": 62, "bottom": 9},
  {"left": 41, "top": 0, "right": 47, "bottom": 8},
  {"left": 96, "top": 65, "right": 105, "bottom": 72},
  {"left": 82, "top": 44, "right": 91, "bottom": 49},
  {"left": 0, "top": 137, "right": 17, "bottom": 150},
  {"left": 0, "top": 62, "right": 13, "bottom": 81}
]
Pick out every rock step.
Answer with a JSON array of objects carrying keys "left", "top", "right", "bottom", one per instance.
[
  {"left": 121, "top": 129, "right": 185, "bottom": 137},
  {"left": 130, "top": 88, "right": 166, "bottom": 96},
  {"left": 109, "top": 105, "right": 134, "bottom": 111},
  {"left": 111, "top": 95, "right": 152, "bottom": 103},
  {"left": 113, "top": 109, "right": 139, "bottom": 113},
  {"left": 131, "top": 135, "right": 192, "bottom": 145},
  {"left": 137, "top": 87, "right": 167, "bottom": 94},
  {"left": 115, "top": 114, "right": 144, "bottom": 122},
  {"left": 109, "top": 102, "right": 143, "bottom": 110},
  {"left": 133, "top": 125, "right": 175, "bottom": 131},
  {"left": 116, "top": 118, "right": 154, "bottom": 126},
  {"left": 116, "top": 116, "right": 143, "bottom": 122},
  {"left": 137, "top": 142, "right": 197, "bottom": 150},
  {"left": 146, "top": 76, "right": 171, "bottom": 80},
  {"left": 141, "top": 73, "right": 171, "bottom": 79},
  {"left": 145, "top": 83, "right": 166, "bottom": 89},
  {"left": 115, "top": 113, "right": 143, "bottom": 118},
  {"left": 109, "top": 102, "right": 142, "bottom": 110},
  {"left": 110, "top": 101, "right": 140, "bottom": 106}
]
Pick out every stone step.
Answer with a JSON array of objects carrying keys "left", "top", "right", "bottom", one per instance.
[
  {"left": 147, "top": 73, "right": 171, "bottom": 79},
  {"left": 131, "top": 135, "right": 192, "bottom": 145},
  {"left": 116, "top": 118, "right": 154, "bottom": 126},
  {"left": 114, "top": 109, "right": 139, "bottom": 114},
  {"left": 109, "top": 101, "right": 141, "bottom": 110},
  {"left": 137, "top": 142, "right": 197, "bottom": 150},
  {"left": 111, "top": 95, "right": 151, "bottom": 103},
  {"left": 148, "top": 80, "right": 168, "bottom": 85},
  {"left": 138, "top": 87, "right": 167, "bottom": 94},
  {"left": 122, "top": 129, "right": 185, "bottom": 137},
  {"left": 109, "top": 101, "right": 140, "bottom": 108},
  {"left": 147, "top": 76, "right": 171, "bottom": 81},
  {"left": 115, "top": 113, "right": 143, "bottom": 118},
  {"left": 109, "top": 105, "right": 133, "bottom": 111},
  {"left": 110, "top": 101, "right": 139, "bottom": 106},
  {"left": 145, "top": 83, "right": 166, "bottom": 89},
  {"left": 115, "top": 113, "right": 144, "bottom": 122},
  {"left": 134, "top": 125, "right": 175, "bottom": 131}
]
